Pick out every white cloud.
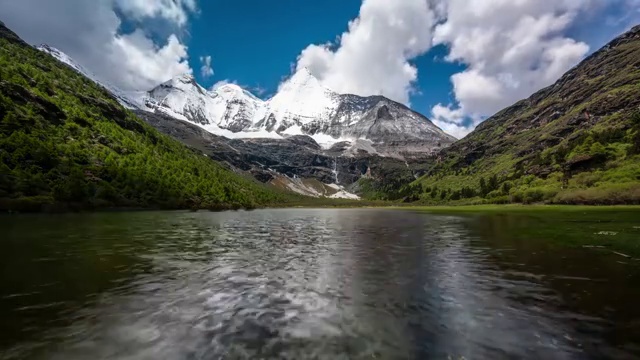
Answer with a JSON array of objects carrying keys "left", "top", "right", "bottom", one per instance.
[
  {"left": 431, "top": 0, "right": 594, "bottom": 122},
  {"left": 432, "top": 120, "right": 473, "bottom": 140},
  {"left": 431, "top": 104, "right": 474, "bottom": 139},
  {"left": 292, "top": 0, "right": 619, "bottom": 138},
  {"left": 113, "top": 31, "right": 191, "bottom": 90},
  {"left": 200, "top": 55, "right": 214, "bottom": 78},
  {"left": 606, "top": 0, "right": 640, "bottom": 28},
  {"left": 0, "top": 0, "right": 195, "bottom": 91},
  {"left": 294, "top": 0, "right": 437, "bottom": 105},
  {"left": 114, "top": 0, "right": 197, "bottom": 26},
  {"left": 432, "top": 103, "right": 465, "bottom": 124}
]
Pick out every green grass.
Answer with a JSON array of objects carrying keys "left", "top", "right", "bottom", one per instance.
[
  {"left": 380, "top": 29, "right": 640, "bottom": 206},
  {"left": 405, "top": 205, "right": 640, "bottom": 256},
  {"left": 405, "top": 204, "right": 640, "bottom": 213},
  {"left": 0, "top": 26, "right": 296, "bottom": 212}
]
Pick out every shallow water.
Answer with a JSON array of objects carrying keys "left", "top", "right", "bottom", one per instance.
[{"left": 1, "top": 209, "right": 640, "bottom": 359}]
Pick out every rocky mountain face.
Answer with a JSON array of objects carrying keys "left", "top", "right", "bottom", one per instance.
[
  {"left": 407, "top": 24, "right": 640, "bottom": 205},
  {"left": 136, "top": 67, "right": 456, "bottom": 157},
  {"left": 0, "top": 20, "right": 25, "bottom": 45},
  {"left": 38, "top": 43, "right": 453, "bottom": 199},
  {"left": 443, "top": 24, "right": 640, "bottom": 163},
  {"left": 28, "top": 21, "right": 640, "bottom": 203},
  {"left": 136, "top": 109, "right": 434, "bottom": 199}
]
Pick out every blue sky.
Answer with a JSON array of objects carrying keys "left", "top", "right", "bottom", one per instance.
[
  {"left": 189, "top": 0, "right": 361, "bottom": 96},
  {"left": 185, "top": 0, "right": 464, "bottom": 110},
  {"left": 2, "top": 0, "right": 638, "bottom": 138},
  {"left": 182, "top": 0, "right": 638, "bottom": 136}
]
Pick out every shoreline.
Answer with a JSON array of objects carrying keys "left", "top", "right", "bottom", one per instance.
[{"left": 3, "top": 203, "right": 640, "bottom": 215}]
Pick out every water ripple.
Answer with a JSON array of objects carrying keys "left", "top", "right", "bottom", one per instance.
[{"left": 1, "top": 209, "right": 639, "bottom": 359}]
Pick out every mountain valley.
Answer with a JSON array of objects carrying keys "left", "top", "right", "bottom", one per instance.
[
  {"left": 404, "top": 25, "right": 640, "bottom": 205},
  {"left": 2, "top": 19, "right": 639, "bottom": 207},
  {"left": 4, "top": 4, "right": 640, "bottom": 360},
  {"left": 36, "top": 44, "right": 454, "bottom": 198},
  {"left": 0, "top": 21, "right": 295, "bottom": 211}
]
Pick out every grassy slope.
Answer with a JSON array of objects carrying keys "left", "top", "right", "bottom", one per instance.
[
  {"left": 408, "top": 25, "right": 640, "bottom": 206},
  {"left": 405, "top": 204, "right": 640, "bottom": 213},
  {"left": 0, "top": 22, "right": 295, "bottom": 212},
  {"left": 406, "top": 205, "right": 640, "bottom": 256}
]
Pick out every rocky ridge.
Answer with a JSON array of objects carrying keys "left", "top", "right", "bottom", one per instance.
[{"left": 136, "top": 67, "right": 456, "bottom": 158}]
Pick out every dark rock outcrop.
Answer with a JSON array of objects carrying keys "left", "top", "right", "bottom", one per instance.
[
  {"left": 135, "top": 110, "right": 431, "bottom": 190},
  {"left": 0, "top": 21, "right": 27, "bottom": 45}
]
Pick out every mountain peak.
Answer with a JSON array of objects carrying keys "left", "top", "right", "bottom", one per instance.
[
  {"left": 215, "top": 82, "right": 243, "bottom": 92},
  {"left": 172, "top": 73, "right": 196, "bottom": 84},
  {"left": 276, "top": 66, "right": 330, "bottom": 94},
  {"left": 37, "top": 44, "right": 57, "bottom": 52},
  {"left": 38, "top": 44, "right": 86, "bottom": 75},
  {"left": 157, "top": 73, "right": 206, "bottom": 95},
  {"left": 299, "top": 66, "right": 314, "bottom": 77},
  {"left": 37, "top": 44, "right": 66, "bottom": 58},
  {"left": 213, "top": 82, "right": 262, "bottom": 102}
]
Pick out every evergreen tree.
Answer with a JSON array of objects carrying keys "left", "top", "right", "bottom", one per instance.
[{"left": 479, "top": 177, "right": 487, "bottom": 197}]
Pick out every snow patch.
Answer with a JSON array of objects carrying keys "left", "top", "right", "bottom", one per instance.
[
  {"left": 266, "top": 68, "right": 341, "bottom": 130},
  {"left": 310, "top": 133, "right": 351, "bottom": 149},
  {"left": 272, "top": 175, "right": 360, "bottom": 200},
  {"left": 212, "top": 128, "right": 283, "bottom": 140},
  {"left": 283, "top": 126, "right": 351, "bottom": 149},
  {"left": 326, "top": 183, "right": 360, "bottom": 200},
  {"left": 329, "top": 190, "right": 360, "bottom": 200},
  {"left": 282, "top": 125, "right": 304, "bottom": 136}
]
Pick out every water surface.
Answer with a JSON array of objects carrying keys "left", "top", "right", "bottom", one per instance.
[{"left": 1, "top": 209, "right": 640, "bottom": 359}]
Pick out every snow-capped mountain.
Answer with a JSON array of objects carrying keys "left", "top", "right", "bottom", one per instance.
[
  {"left": 138, "top": 67, "right": 456, "bottom": 154},
  {"left": 38, "top": 44, "right": 455, "bottom": 156},
  {"left": 36, "top": 44, "right": 451, "bottom": 194},
  {"left": 264, "top": 68, "right": 342, "bottom": 131},
  {"left": 37, "top": 45, "right": 140, "bottom": 110},
  {"left": 137, "top": 74, "right": 270, "bottom": 136}
]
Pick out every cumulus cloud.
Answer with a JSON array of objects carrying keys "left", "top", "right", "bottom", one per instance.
[
  {"left": 431, "top": 0, "right": 595, "bottom": 126},
  {"left": 430, "top": 104, "right": 472, "bottom": 139},
  {"left": 292, "top": 0, "right": 617, "bottom": 138},
  {"left": 294, "top": 0, "right": 437, "bottom": 105},
  {"left": 114, "top": 0, "right": 197, "bottom": 26},
  {"left": 0, "top": 0, "right": 195, "bottom": 91},
  {"left": 200, "top": 55, "right": 214, "bottom": 78},
  {"left": 113, "top": 31, "right": 191, "bottom": 90}
]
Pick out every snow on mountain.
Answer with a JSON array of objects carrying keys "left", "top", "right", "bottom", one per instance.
[
  {"left": 37, "top": 45, "right": 140, "bottom": 110},
  {"left": 38, "top": 45, "right": 454, "bottom": 154},
  {"left": 265, "top": 67, "right": 340, "bottom": 129},
  {"left": 136, "top": 74, "right": 274, "bottom": 138},
  {"left": 140, "top": 67, "right": 455, "bottom": 154}
]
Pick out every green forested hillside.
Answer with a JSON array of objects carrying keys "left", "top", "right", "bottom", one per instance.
[
  {"left": 404, "top": 25, "right": 640, "bottom": 205},
  {"left": 0, "top": 22, "right": 290, "bottom": 212}
]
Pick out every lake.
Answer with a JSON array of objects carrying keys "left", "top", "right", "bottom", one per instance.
[{"left": 1, "top": 208, "right": 640, "bottom": 359}]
